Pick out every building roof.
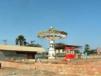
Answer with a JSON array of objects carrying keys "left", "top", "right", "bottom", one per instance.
[
  {"left": 0, "top": 44, "right": 45, "bottom": 53},
  {"left": 55, "top": 43, "right": 81, "bottom": 49}
]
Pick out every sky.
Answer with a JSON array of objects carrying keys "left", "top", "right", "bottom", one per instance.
[{"left": 0, "top": 0, "right": 101, "bottom": 49}]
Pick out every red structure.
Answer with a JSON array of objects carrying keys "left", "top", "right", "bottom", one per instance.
[
  {"left": 55, "top": 43, "right": 81, "bottom": 60},
  {"left": 65, "top": 45, "right": 81, "bottom": 50},
  {"left": 55, "top": 43, "right": 81, "bottom": 50},
  {"left": 64, "top": 54, "right": 76, "bottom": 61}
]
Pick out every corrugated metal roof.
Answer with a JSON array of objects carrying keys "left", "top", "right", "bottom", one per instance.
[{"left": 0, "top": 44, "right": 45, "bottom": 53}]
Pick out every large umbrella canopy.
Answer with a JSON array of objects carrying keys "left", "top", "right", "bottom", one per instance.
[{"left": 37, "top": 27, "right": 67, "bottom": 40}]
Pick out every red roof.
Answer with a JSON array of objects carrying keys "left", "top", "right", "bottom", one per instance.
[{"left": 55, "top": 43, "right": 81, "bottom": 50}]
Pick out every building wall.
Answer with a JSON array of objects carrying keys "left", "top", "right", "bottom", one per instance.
[
  {"left": 0, "top": 51, "right": 5, "bottom": 60},
  {"left": 0, "top": 51, "right": 27, "bottom": 60}
]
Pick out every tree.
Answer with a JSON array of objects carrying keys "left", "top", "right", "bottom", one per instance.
[
  {"left": 16, "top": 35, "right": 26, "bottom": 46},
  {"left": 27, "top": 41, "right": 42, "bottom": 47},
  {"left": 84, "top": 44, "right": 90, "bottom": 55},
  {"left": 75, "top": 50, "right": 81, "bottom": 54}
]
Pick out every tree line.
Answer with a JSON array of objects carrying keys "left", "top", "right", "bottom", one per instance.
[
  {"left": 84, "top": 44, "right": 97, "bottom": 55},
  {"left": 16, "top": 35, "right": 42, "bottom": 47}
]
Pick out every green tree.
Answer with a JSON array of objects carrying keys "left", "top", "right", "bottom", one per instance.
[
  {"left": 75, "top": 50, "right": 81, "bottom": 54},
  {"left": 27, "top": 41, "right": 42, "bottom": 47},
  {"left": 84, "top": 44, "right": 90, "bottom": 55},
  {"left": 16, "top": 35, "right": 26, "bottom": 46}
]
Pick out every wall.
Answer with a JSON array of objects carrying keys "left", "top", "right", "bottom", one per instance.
[{"left": 0, "top": 51, "right": 27, "bottom": 60}]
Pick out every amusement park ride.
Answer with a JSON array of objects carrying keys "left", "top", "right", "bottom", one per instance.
[{"left": 37, "top": 26, "right": 67, "bottom": 59}]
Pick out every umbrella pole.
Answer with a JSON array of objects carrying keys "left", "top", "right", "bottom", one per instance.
[{"left": 48, "top": 40, "right": 55, "bottom": 59}]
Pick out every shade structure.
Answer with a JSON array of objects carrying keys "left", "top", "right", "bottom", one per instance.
[
  {"left": 54, "top": 43, "right": 81, "bottom": 50},
  {"left": 0, "top": 44, "right": 44, "bottom": 53},
  {"left": 37, "top": 27, "right": 67, "bottom": 40},
  {"left": 37, "top": 27, "right": 67, "bottom": 59}
]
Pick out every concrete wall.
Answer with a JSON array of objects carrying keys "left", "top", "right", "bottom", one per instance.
[
  {"left": 0, "top": 51, "right": 27, "bottom": 60},
  {"left": 0, "top": 51, "right": 5, "bottom": 60}
]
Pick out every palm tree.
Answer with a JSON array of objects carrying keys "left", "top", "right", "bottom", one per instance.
[{"left": 16, "top": 35, "right": 26, "bottom": 46}]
